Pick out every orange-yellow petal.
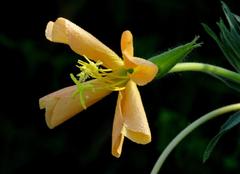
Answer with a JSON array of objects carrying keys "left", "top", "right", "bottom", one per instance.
[
  {"left": 112, "top": 80, "right": 151, "bottom": 157},
  {"left": 45, "top": 17, "right": 123, "bottom": 69},
  {"left": 39, "top": 80, "right": 111, "bottom": 129},
  {"left": 121, "top": 30, "right": 134, "bottom": 57},
  {"left": 112, "top": 91, "right": 125, "bottom": 158},
  {"left": 123, "top": 52, "right": 158, "bottom": 86}
]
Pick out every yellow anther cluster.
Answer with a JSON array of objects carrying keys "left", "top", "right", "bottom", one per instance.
[
  {"left": 70, "top": 56, "right": 129, "bottom": 109},
  {"left": 76, "top": 56, "right": 112, "bottom": 82}
]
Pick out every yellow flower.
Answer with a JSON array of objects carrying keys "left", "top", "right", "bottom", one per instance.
[{"left": 39, "top": 17, "right": 158, "bottom": 157}]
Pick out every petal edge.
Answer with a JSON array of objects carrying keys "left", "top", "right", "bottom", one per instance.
[
  {"left": 39, "top": 80, "right": 111, "bottom": 129},
  {"left": 45, "top": 17, "right": 123, "bottom": 69}
]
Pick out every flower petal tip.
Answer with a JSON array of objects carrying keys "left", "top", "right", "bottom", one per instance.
[
  {"left": 45, "top": 17, "right": 68, "bottom": 44},
  {"left": 122, "top": 125, "right": 151, "bottom": 144},
  {"left": 45, "top": 21, "right": 54, "bottom": 41},
  {"left": 45, "top": 121, "right": 56, "bottom": 129},
  {"left": 121, "top": 30, "right": 134, "bottom": 57},
  {"left": 39, "top": 97, "right": 56, "bottom": 129},
  {"left": 39, "top": 98, "right": 46, "bottom": 109},
  {"left": 112, "top": 151, "right": 121, "bottom": 158}
]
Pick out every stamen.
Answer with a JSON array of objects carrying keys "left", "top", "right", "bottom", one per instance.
[
  {"left": 70, "top": 56, "right": 130, "bottom": 108},
  {"left": 70, "top": 73, "right": 93, "bottom": 109},
  {"left": 76, "top": 55, "right": 113, "bottom": 81}
]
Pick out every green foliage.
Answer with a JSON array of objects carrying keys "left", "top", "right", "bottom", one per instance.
[
  {"left": 201, "top": 2, "right": 240, "bottom": 163},
  {"left": 202, "top": 2, "right": 240, "bottom": 92},
  {"left": 208, "top": 71, "right": 240, "bottom": 92},
  {"left": 203, "top": 111, "right": 240, "bottom": 162},
  {"left": 202, "top": 1, "right": 240, "bottom": 72}
]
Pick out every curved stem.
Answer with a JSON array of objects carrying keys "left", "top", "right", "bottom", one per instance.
[
  {"left": 151, "top": 103, "right": 240, "bottom": 174},
  {"left": 169, "top": 62, "right": 240, "bottom": 84}
]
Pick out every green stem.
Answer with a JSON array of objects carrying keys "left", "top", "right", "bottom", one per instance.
[
  {"left": 151, "top": 103, "right": 240, "bottom": 174},
  {"left": 169, "top": 62, "right": 240, "bottom": 84}
]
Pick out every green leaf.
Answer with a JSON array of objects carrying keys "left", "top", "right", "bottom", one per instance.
[
  {"left": 202, "top": 111, "right": 240, "bottom": 163},
  {"left": 202, "top": 23, "right": 223, "bottom": 47},
  {"left": 148, "top": 37, "right": 201, "bottom": 79},
  {"left": 234, "top": 14, "right": 240, "bottom": 23},
  {"left": 202, "top": 2, "right": 240, "bottom": 72},
  {"left": 210, "top": 74, "right": 240, "bottom": 92},
  {"left": 222, "top": 1, "right": 240, "bottom": 33},
  {"left": 217, "top": 20, "right": 240, "bottom": 71}
]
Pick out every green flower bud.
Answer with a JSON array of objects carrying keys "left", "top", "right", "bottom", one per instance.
[{"left": 148, "top": 37, "right": 201, "bottom": 79}]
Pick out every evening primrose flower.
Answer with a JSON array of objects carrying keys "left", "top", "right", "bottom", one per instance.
[{"left": 39, "top": 17, "right": 158, "bottom": 157}]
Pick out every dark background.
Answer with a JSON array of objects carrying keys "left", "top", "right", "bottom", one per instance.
[{"left": 1, "top": 0, "right": 240, "bottom": 173}]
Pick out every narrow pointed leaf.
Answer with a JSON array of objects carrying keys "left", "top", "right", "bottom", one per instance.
[
  {"left": 202, "top": 23, "right": 222, "bottom": 46},
  {"left": 203, "top": 111, "right": 240, "bottom": 162},
  {"left": 222, "top": 1, "right": 240, "bottom": 33},
  {"left": 210, "top": 73, "right": 240, "bottom": 92},
  {"left": 203, "top": 2, "right": 240, "bottom": 72}
]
